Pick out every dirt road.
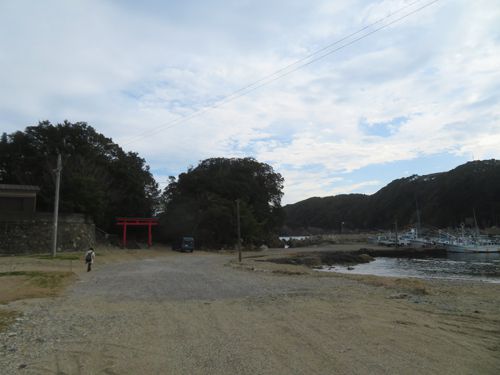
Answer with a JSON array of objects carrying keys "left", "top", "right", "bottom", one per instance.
[{"left": 1, "top": 250, "right": 499, "bottom": 374}]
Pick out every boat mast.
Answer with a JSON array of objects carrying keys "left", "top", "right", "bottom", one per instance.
[
  {"left": 473, "top": 208, "right": 480, "bottom": 238},
  {"left": 394, "top": 217, "right": 399, "bottom": 248},
  {"left": 415, "top": 196, "right": 421, "bottom": 238}
]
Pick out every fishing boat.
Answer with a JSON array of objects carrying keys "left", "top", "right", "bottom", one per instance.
[
  {"left": 445, "top": 240, "right": 500, "bottom": 253},
  {"left": 409, "top": 201, "right": 434, "bottom": 247},
  {"left": 370, "top": 229, "right": 419, "bottom": 247},
  {"left": 410, "top": 237, "right": 434, "bottom": 248},
  {"left": 445, "top": 210, "right": 500, "bottom": 253}
]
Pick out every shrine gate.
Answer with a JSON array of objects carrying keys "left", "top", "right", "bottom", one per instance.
[{"left": 116, "top": 217, "right": 158, "bottom": 248}]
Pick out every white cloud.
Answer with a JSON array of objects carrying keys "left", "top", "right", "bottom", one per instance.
[{"left": 1, "top": 0, "right": 499, "bottom": 204}]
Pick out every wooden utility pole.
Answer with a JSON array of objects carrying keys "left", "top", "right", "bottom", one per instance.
[
  {"left": 236, "top": 199, "right": 242, "bottom": 262},
  {"left": 51, "top": 153, "right": 62, "bottom": 258}
]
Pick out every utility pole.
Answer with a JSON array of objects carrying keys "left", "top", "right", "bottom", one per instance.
[
  {"left": 236, "top": 199, "right": 242, "bottom": 262},
  {"left": 52, "top": 153, "right": 62, "bottom": 258}
]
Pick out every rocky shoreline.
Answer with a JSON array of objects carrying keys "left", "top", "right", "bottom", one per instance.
[{"left": 260, "top": 247, "right": 447, "bottom": 268}]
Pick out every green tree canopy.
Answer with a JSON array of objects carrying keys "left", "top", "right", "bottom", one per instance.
[
  {"left": 160, "top": 157, "right": 284, "bottom": 248},
  {"left": 0, "top": 121, "right": 159, "bottom": 230}
]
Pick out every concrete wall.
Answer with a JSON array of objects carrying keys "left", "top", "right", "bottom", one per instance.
[{"left": 0, "top": 213, "right": 95, "bottom": 254}]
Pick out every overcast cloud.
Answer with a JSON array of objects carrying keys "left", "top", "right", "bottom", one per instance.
[{"left": 1, "top": 0, "right": 499, "bottom": 204}]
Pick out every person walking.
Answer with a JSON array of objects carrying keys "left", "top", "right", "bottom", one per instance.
[{"left": 85, "top": 247, "right": 95, "bottom": 272}]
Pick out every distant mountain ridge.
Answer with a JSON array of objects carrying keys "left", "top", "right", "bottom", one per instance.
[{"left": 283, "top": 160, "right": 500, "bottom": 233}]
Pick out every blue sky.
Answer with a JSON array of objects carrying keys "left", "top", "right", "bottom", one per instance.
[{"left": 1, "top": 0, "right": 499, "bottom": 204}]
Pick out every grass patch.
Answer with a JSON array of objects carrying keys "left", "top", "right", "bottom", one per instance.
[
  {"left": 32, "top": 253, "right": 81, "bottom": 260},
  {"left": 0, "top": 271, "right": 74, "bottom": 289},
  {"left": 0, "top": 271, "right": 75, "bottom": 306}
]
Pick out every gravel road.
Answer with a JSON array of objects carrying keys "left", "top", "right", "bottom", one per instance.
[
  {"left": 73, "top": 253, "right": 333, "bottom": 301},
  {"left": 1, "top": 250, "right": 499, "bottom": 374}
]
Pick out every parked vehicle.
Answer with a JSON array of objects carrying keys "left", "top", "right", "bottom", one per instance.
[{"left": 172, "top": 236, "right": 195, "bottom": 252}]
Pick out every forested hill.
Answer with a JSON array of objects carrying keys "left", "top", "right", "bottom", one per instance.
[
  {"left": 0, "top": 121, "right": 160, "bottom": 231},
  {"left": 283, "top": 160, "right": 500, "bottom": 233}
]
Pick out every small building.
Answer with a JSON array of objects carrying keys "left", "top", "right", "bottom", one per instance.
[
  {"left": 0, "top": 184, "right": 40, "bottom": 215},
  {"left": 0, "top": 184, "right": 96, "bottom": 254}
]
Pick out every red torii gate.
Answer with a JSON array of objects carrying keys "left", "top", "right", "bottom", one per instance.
[{"left": 116, "top": 217, "right": 159, "bottom": 248}]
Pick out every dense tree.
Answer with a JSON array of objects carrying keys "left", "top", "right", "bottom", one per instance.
[
  {"left": 284, "top": 160, "right": 500, "bottom": 232},
  {"left": 159, "top": 157, "right": 284, "bottom": 248},
  {"left": 0, "top": 121, "right": 159, "bottom": 230}
]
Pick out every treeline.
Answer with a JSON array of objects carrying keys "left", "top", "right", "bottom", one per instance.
[
  {"left": 5, "top": 122, "right": 498, "bottom": 243},
  {"left": 284, "top": 160, "right": 500, "bottom": 233},
  {"left": 1, "top": 122, "right": 285, "bottom": 247},
  {"left": 159, "top": 157, "right": 284, "bottom": 248},
  {"left": 0, "top": 121, "right": 159, "bottom": 231}
]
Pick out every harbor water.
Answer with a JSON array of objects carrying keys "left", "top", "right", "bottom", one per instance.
[{"left": 319, "top": 252, "right": 500, "bottom": 284}]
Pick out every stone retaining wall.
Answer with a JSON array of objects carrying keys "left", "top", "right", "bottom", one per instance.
[{"left": 0, "top": 213, "right": 95, "bottom": 254}]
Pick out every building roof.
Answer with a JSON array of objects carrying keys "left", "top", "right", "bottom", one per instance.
[{"left": 0, "top": 184, "right": 40, "bottom": 192}]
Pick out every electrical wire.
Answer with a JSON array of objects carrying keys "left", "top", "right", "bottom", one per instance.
[{"left": 122, "top": 0, "right": 441, "bottom": 146}]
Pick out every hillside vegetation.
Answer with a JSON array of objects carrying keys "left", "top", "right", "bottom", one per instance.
[
  {"left": 284, "top": 160, "right": 500, "bottom": 233},
  {"left": 159, "top": 157, "right": 284, "bottom": 248},
  {"left": 0, "top": 121, "right": 159, "bottom": 231}
]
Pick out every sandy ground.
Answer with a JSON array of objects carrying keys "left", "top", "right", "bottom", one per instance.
[{"left": 1, "top": 246, "right": 499, "bottom": 374}]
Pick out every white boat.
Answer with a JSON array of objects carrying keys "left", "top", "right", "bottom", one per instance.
[
  {"left": 445, "top": 242, "right": 500, "bottom": 253},
  {"left": 410, "top": 238, "right": 434, "bottom": 248},
  {"left": 445, "top": 215, "right": 500, "bottom": 253},
  {"left": 372, "top": 229, "right": 420, "bottom": 247},
  {"left": 445, "top": 235, "right": 500, "bottom": 253}
]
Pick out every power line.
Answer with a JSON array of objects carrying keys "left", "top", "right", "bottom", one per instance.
[
  {"left": 123, "top": 0, "right": 426, "bottom": 145},
  {"left": 122, "top": 0, "right": 441, "bottom": 146}
]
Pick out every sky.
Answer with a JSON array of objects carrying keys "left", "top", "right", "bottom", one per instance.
[{"left": 1, "top": 0, "right": 499, "bottom": 204}]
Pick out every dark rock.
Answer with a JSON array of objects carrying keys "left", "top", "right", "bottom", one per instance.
[
  {"left": 358, "top": 253, "right": 374, "bottom": 262},
  {"left": 388, "top": 293, "right": 408, "bottom": 299},
  {"left": 262, "top": 250, "right": 377, "bottom": 268}
]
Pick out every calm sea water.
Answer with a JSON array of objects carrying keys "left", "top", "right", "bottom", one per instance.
[{"left": 319, "top": 253, "right": 500, "bottom": 283}]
